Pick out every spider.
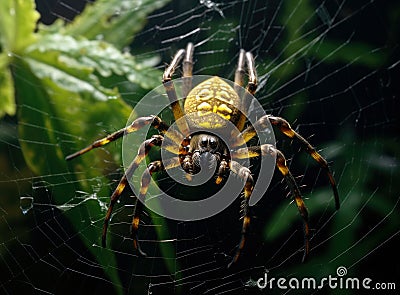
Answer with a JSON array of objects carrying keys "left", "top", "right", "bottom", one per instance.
[{"left": 66, "top": 43, "right": 340, "bottom": 267}]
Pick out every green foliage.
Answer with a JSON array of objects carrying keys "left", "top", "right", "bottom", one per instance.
[
  {"left": 0, "top": 0, "right": 39, "bottom": 117},
  {"left": 0, "top": 0, "right": 39, "bottom": 52},
  {"left": 0, "top": 0, "right": 170, "bottom": 292},
  {"left": 61, "top": 0, "right": 170, "bottom": 49},
  {"left": 0, "top": 54, "right": 15, "bottom": 117}
]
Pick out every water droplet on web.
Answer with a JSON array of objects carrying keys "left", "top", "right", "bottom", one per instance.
[
  {"left": 199, "top": 0, "right": 225, "bottom": 18},
  {"left": 20, "top": 196, "right": 34, "bottom": 215}
]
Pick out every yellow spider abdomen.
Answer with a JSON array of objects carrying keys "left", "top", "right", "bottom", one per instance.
[{"left": 184, "top": 76, "right": 241, "bottom": 129}]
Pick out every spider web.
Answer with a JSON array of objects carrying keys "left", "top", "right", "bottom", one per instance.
[{"left": 1, "top": 0, "right": 399, "bottom": 294}]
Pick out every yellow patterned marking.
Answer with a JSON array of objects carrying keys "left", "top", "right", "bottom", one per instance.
[
  {"left": 243, "top": 216, "right": 251, "bottom": 227},
  {"left": 294, "top": 197, "right": 305, "bottom": 209},
  {"left": 217, "top": 103, "right": 232, "bottom": 114},
  {"left": 216, "top": 90, "right": 234, "bottom": 104},
  {"left": 196, "top": 118, "right": 224, "bottom": 129},
  {"left": 98, "top": 138, "right": 111, "bottom": 145},
  {"left": 197, "top": 88, "right": 213, "bottom": 101},
  {"left": 115, "top": 183, "right": 126, "bottom": 195},
  {"left": 311, "top": 150, "right": 323, "bottom": 163},
  {"left": 139, "top": 185, "right": 148, "bottom": 195},
  {"left": 197, "top": 102, "right": 212, "bottom": 111},
  {"left": 184, "top": 76, "right": 241, "bottom": 129},
  {"left": 133, "top": 217, "right": 140, "bottom": 229}
]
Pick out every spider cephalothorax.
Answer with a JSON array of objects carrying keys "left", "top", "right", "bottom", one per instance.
[
  {"left": 181, "top": 133, "right": 228, "bottom": 176},
  {"left": 66, "top": 43, "right": 340, "bottom": 267}
]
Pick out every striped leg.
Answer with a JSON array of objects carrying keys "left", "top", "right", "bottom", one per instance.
[
  {"left": 232, "top": 144, "right": 310, "bottom": 261},
  {"left": 131, "top": 158, "right": 181, "bottom": 256},
  {"left": 215, "top": 158, "right": 229, "bottom": 185},
  {"left": 65, "top": 116, "right": 171, "bottom": 160},
  {"left": 234, "top": 49, "right": 246, "bottom": 90},
  {"left": 101, "top": 135, "right": 164, "bottom": 249},
  {"left": 228, "top": 161, "right": 254, "bottom": 268},
  {"left": 245, "top": 51, "right": 257, "bottom": 95},
  {"left": 182, "top": 42, "right": 194, "bottom": 98},
  {"left": 235, "top": 50, "right": 258, "bottom": 132},
  {"left": 232, "top": 114, "right": 339, "bottom": 210},
  {"left": 162, "top": 43, "right": 194, "bottom": 136}
]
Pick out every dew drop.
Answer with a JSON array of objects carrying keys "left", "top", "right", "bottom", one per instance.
[{"left": 20, "top": 196, "right": 34, "bottom": 215}]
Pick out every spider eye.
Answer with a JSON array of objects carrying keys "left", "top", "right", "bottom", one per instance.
[
  {"left": 200, "top": 137, "right": 208, "bottom": 147},
  {"left": 209, "top": 138, "right": 218, "bottom": 149}
]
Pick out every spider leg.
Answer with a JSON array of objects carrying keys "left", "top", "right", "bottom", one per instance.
[
  {"left": 232, "top": 115, "right": 339, "bottom": 209},
  {"left": 228, "top": 160, "right": 254, "bottom": 268},
  {"left": 232, "top": 144, "right": 310, "bottom": 261},
  {"left": 245, "top": 52, "right": 257, "bottom": 95},
  {"left": 65, "top": 115, "right": 178, "bottom": 160},
  {"left": 215, "top": 158, "right": 229, "bottom": 185},
  {"left": 182, "top": 42, "right": 194, "bottom": 98},
  {"left": 162, "top": 43, "right": 194, "bottom": 136},
  {"left": 131, "top": 158, "right": 181, "bottom": 256},
  {"left": 234, "top": 49, "right": 246, "bottom": 90},
  {"left": 235, "top": 50, "right": 258, "bottom": 132},
  {"left": 269, "top": 116, "right": 339, "bottom": 209},
  {"left": 102, "top": 135, "right": 165, "bottom": 249}
]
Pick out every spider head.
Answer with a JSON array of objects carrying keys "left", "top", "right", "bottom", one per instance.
[{"left": 183, "top": 133, "right": 228, "bottom": 175}]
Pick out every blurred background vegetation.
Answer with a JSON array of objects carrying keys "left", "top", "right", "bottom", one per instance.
[{"left": 0, "top": 0, "right": 399, "bottom": 294}]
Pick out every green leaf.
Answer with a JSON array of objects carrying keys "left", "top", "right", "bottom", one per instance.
[
  {"left": 14, "top": 30, "right": 165, "bottom": 294},
  {"left": 0, "top": 0, "right": 39, "bottom": 52},
  {"left": 14, "top": 56, "right": 129, "bottom": 294},
  {"left": 0, "top": 53, "right": 15, "bottom": 117},
  {"left": 5, "top": 0, "right": 172, "bottom": 289},
  {"left": 62, "top": 0, "right": 171, "bottom": 49},
  {"left": 26, "top": 34, "right": 161, "bottom": 91},
  {"left": 0, "top": 0, "right": 39, "bottom": 118}
]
